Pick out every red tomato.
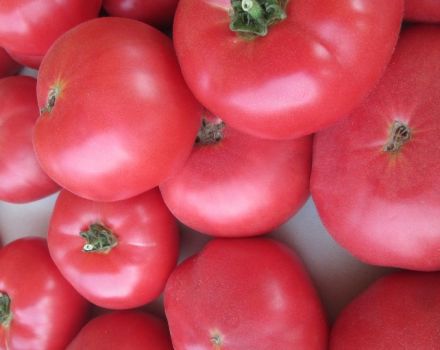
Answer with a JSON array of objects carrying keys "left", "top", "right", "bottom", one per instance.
[
  {"left": 0, "top": 0, "right": 101, "bottom": 68},
  {"left": 67, "top": 311, "right": 173, "bottom": 350},
  {"left": 35, "top": 17, "right": 201, "bottom": 202},
  {"left": 165, "top": 238, "right": 328, "bottom": 349},
  {"left": 311, "top": 25, "right": 440, "bottom": 271},
  {"left": 405, "top": 0, "right": 440, "bottom": 22},
  {"left": 103, "top": 0, "right": 178, "bottom": 29},
  {"left": 330, "top": 271, "right": 440, "bottom": 349},
  {"left": 173, "top": 0, "right": 403, "bottom": 139},
  {"left": 0, "top": 76, "right": 59, "bottom": 203},
  {"left": 47, "top": 188, "right": 179, "bottom": 309},
  {"left": 160, "top": 112, "right": 312, "bottom": 237},
  {"left": 0, "top": 237, "right": 89, "bottom": 350},
  {"left": 0, "top": 48, "right": 20, "bottom": 78}
]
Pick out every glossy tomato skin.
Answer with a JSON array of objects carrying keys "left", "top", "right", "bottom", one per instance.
[
  {"left": 160, "top": 115, "right": 312, "bottom": 237},
  {"left": 174, "top": 0, "right": 403, "bottom": 139},
  {"left": 330, "top": 271, "right": 440, "bottom": 349},
  {"left": 103, "top": 0, "right": 178, "bottom": 29},
  {"left": 0, "top": 76, "right": 59, "bottom": 203},
  {"left": 405, "top": 0, "right": 440, "bottom": 22},
  {"left": 35, "top": 17, "right": 201, "bottom": 202},
  {"left": 67, "top": 311, "right": 173, "bottom": 350},
  {"left": 47, "top": 188, "right": 179, "bottom": 309},
  {"left": 0, "top": 48, "right": 20, "bottom": 78},
  {"left": 311, "top": 25, "right": 440, "bottom": 270},
  {"left": 0, "top": 237, "right": 89, "bottom": 350},
  {"left": 0, "top": 0, "right": 101, "bottom": 68},
  {"left": 165, "top": 238, "right": 328, "bottom": 349}
]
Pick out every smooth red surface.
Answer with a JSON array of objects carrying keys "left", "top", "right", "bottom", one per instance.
[
  {"left": 0, "top": 0, "right": 101, "bottom": 68},
  {"left": 35, "top": 17, "right": 201, "bottom": 202},
  {"left": 0, "top": 48, "right": 20, "bottom": 78},
  {"left": 330, "top": 271, "right": 440, "bottom": 349},
  {"left": 311, "top": 25, "right": 440, "bottom": 270},
  {"left": 48, "top": 189, "right": 179, "bottom": 309},
  {"left": 174, "top": 0, "right": 403, "bottom": 139},
  {"left": 165, "top": 238, "right": 328, "bottom": 349},
  {"left": 0, "top": 237, "right": 89, "bottom": 350},
  {"left": 0, "top": 76, "right": 59, "bottom": 203},
  {"left": 160, "top": 114, "right": 312, "bottom": 237},
  {"left": 405, "top": 0, "right": 440, "bottom": 22},
  {"left": 103, "top": 0, "right": 178, "bottom": 28},
  {"left": 67, "top": 311, "right": 173, "bottom": 350}
]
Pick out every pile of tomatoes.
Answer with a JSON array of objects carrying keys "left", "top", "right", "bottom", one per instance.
[{"left": 0, "top": 0, "right": 439, "bottom": 349}]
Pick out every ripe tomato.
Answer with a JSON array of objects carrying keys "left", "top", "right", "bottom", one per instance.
[
  {"left": 0, "top": 0, "right": 101, "bottom": 68},
  {"left": 67, "top": 311, "right": 173, "bottom": 349},
  {"left": 165, "top": 238, "right": 328, "bottom": 349},
  {"left": 0, "top": 48, "right": 20, "bottom": 78},
  {"left": 405, "top": 0, "right": 440, "bottom": 22},
  {"left": 47, "top": 188, "right": 179, "bottom": 309},
  {"left": 160, "top": 111, "right": 312, "bottom": 237},
  {"left": 0, "top": 237, "right": 89, "bottom": 350},
  {"left": 311, "top": 25, "right": 440, "bottom": 271},
  {"left": 173, "top": 0, "right": 403, "bottom": 139},
  {"left": 35, "top": 17, "right": 201, "bottom": 202},
  {"left": 103, "top": 0, "right": 178, "bottom": 29},
  {"left": 330, "top": 271, "right": 440, "bottom": 349},
  {"left": 0, "top": 76, "right": 59, "bottom": 203}
]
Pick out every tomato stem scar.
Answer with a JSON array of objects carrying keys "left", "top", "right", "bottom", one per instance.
[
  {"left": 40, "top": 84, "right": 62, "bottom": 115},
  {"left": 80, "top": 223, "right": 118, "bottom": 253},
  {"left": 0, "top": 293, "right": 12, "bottom": 327},
  {"left": 229, "top": 0, "right": 286, "bottom": 37},
  {"left": 383, "top": 120, "right": 411, "bottom": 153},
  {"left": 196, "top": 117, "right": 225, "bottom": 145}
]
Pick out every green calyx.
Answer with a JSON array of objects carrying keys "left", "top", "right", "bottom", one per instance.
[
  {"left": 80, "top": 223, "right": 118, "bottom": 254},
  {"left": 0, "top": 293, "right": 12, "bottom": 327},
  {"left": 229, "top": 0, "right": 287, "bottom": 37}
]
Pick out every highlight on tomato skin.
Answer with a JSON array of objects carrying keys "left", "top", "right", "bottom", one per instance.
[
  {"left": 160, "top": 110, "right": 312, "bottom": 238},
  {"left": 311, "top": 24, "right": 440, "bottom": 271},
  {"left": 0, "top": 237, "right": 90, "bottom": 350},
  {"left": 0, "top": 76, "right": 59, "bottom": 203},
  {"left": 330, "top": 271, "right": 440, "bottom": 349},
  {"left": 67, "top": 311, "right": 173, "bottom": 350},
  {"left": 164, "top": 238, "right": 328, "bottom": 350},
  {"left": 47, "top": 188, "right": 180, "bottom": 310}
]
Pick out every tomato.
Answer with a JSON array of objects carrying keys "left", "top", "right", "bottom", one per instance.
[
  {"left": 330, "top": 271, "right": 440, "bottom": 349},
  {"left": 311, "top": 25, "right": 440, "bottom": 271},
  {"left": 47, "top": 188, "right": 179, "bottom": 309},
  {"left": 103, "top": 0, "right": 178, "bottom": 29},
  {"left": 0, "top": 76, "right": 59, "bottom": 203},
  {"left": 35, "top": 17, "right": 201, "bottom": 202},
  {"left": 67, "top": 311, "right": 173, "bottom": 349},
  {"left": 0, "top": 237, "right": 89, "bottom": 350},
  {"left": 405, "top": 0, "right": 440, "bottom": 22},
  {"left": 0, "top": 48, "right": 20, "bottom": 78},
  {"left": 0, "top": 0, "right": 101, "bottom": 68},
  {"left": 164, "top": 238, "right": 328, "bottom": 349},
  {"left": 160, "top": 111, "right": 312, "bottom": 237},
  {"left": 173, "top": 0, "right": 403, "bottom": 139}
]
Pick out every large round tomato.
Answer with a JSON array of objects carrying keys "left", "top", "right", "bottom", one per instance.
[
  {"left": 173, "top": 0, "right": 403, "bottom": 139},
  {"left": 330, "top": 271, "right": 440, "bottom": 349},
  {"left": 47, "top": 188, "right": 179, "bottom": 309},
  {"left": 405, "top": 0, "right": 440, "bottom": 22},
  {"left": 311, "top": 25, "right": 440, "bottom": 271},
  {"left": 0, "top": 76, "right": 59, "bottom": 203},
  {"left": 0, "top": 0, "right": 101, "bottom": 68},
  {"left": 0, "top": 237, "right": 89, "bottom": 350},
  {"left": 103, "top": 0, "right": 178, "bottom": 29},
  {"left": 160, "top": 111, "right": 312, "bottom": 237},
  {"left": 35, "top": 17, "right": 201, "bottom": 202},
  {"left": 0, "top": 48, "right": 20, "bottom": 78},
  {"left": 67, "top": 311, "right": 173, "bottom": 349},
  {"left": 164, "top": 238, "right": 328, "bottom": 349}
]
